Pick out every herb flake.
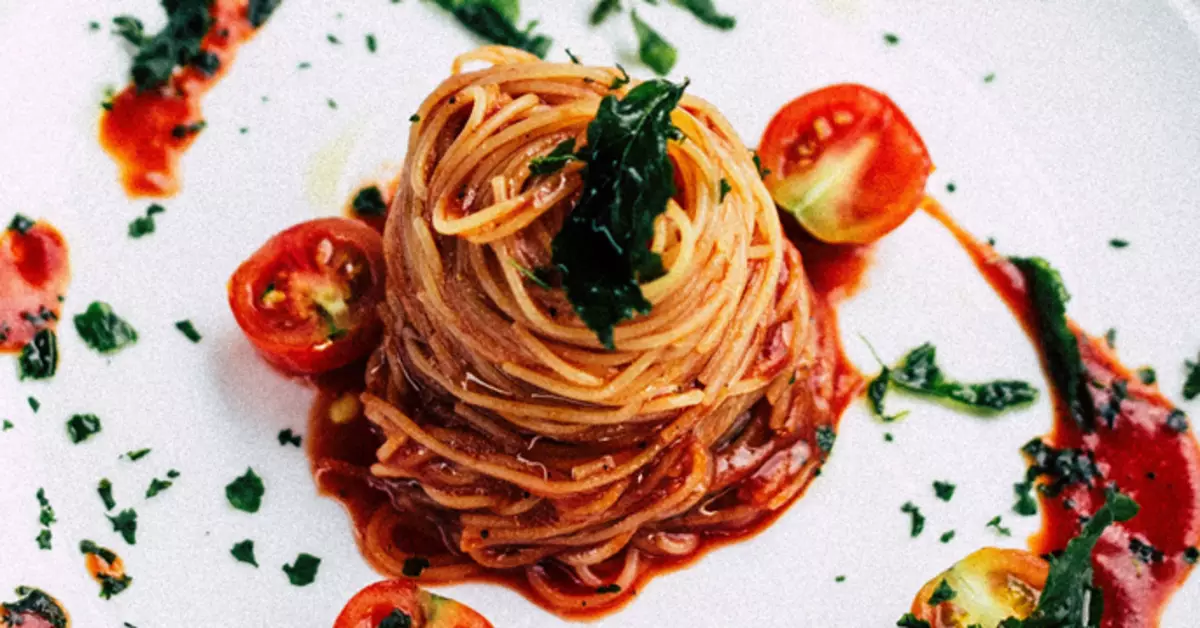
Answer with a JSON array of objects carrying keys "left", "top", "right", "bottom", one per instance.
[
  {"left": 67, "top": 414, "right": 103, "bottom": 444},
  {"left": 231, "top": 539, "right": 258, "bottom": 567},
  {"left": 226, "top": 467, "right": 265, "bottom": 513},
  {"left": 74, "top": 302, "right": 138, "bottom": 354},
  {"left": 282, "top": 553, "right": 321, "bottom": 586},
  {"left": 631, "top": 11, "right": 677, "bottom": 76}
]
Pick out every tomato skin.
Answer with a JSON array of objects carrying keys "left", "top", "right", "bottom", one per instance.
[
  {"left": 759, "top": 84, "right": 932, "bottom": 244},
  {"left": 0, "top": 220, "right": 70, "bottom": 352},
  {"left": 911, "top": 547, "right": 1049, "bottom": 627},
  {"left": 228, "top": 218, "right": 385, "bottom": 375},
  {"left": 334, "top": 580, "right": 493, "bottom": 628}
]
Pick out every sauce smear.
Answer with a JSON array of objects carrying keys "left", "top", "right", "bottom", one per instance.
[
  {"left": 926, "top": 199, "right": 1200, "bottom": 628},
  {"left": 99, "top": 0, "right": 261, "bottom": 198},
  {"left": 0, "top": 217, "right": 70, "bottom": 352}
]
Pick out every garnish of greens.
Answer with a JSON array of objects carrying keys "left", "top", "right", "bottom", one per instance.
[
  {"left": 67, "top": 414, "right": 103, "bottom": 444},
  {"left": 432, "top": 0, "right": 552, "bottom": 58},
  {"left": 146, "top": 472, "right": 176, "bottom": 498},
  {"left": 900, "top": 501, "right": 925, "bottom": 538},
  {"left": 528, "top": 138, "right": 579, "bottom": 175},
  {"left": 175, "top": 319, "right": 202, "bottom": 343},
  {"left": 867, "top": 342, "right": 1036, "bottom": 418},
  {"left": 631, "top": 11, "right": 677, "bottom": 76},
  {"left": 278, "top": 428, "right": 302, "bottom": 447},
  {"left": 98, "top": 478, "right": 116, "bottom": 510},
  {"left": 231, "top": 539, "right": 258, "bottom": 567},
  {"left": 932, "top": 481, "right": 955, "bottom": 502},
  {"left": 18, "top": 329, "right": 58, "bottom": 380},
  {"left": 927, "top": 579, "right": 956, "bottom": 606},
  {"left": 36, "top": 488, "right": 55, "bottom": 550},
  {"left": 986, "top": 515, "right": 1011, "bottom": 537},
  {"left": 548, "top": 78, "right": 686, "bottom": 349},
  {"left": 107, "top": 508, "right": 138, "bottom": 545},
  {"left": 1009, "top": 257, "right": 1095, "bottom": 430},
  {"left": 1020, "top": 438, "right": 1100, "bottom": 497},
  {"left": 128, "top": 203, "right": 165, "bottom": 238},
  {"left": 589, "top": 0, "right": 621, "bottom": 25},
  {"left": 670, "top": 0, "right": 736, "bottom": 30},
  {"left": 75, "top": 302, "right": 138, "bottom": 354},
  {"left": 352, "top": 185, "right": 388, "bottom": 217},
  {"left": 80, "top": 540, "right": 133, "bottom": 599},
  {"left": 996, "top": 491, "right": 1139, "bottom": 627},
  {"left": 379, "top": 610, "right": 413, "bottom": 628},
  {"left": 1, "top": 587, "right": 69, "bottom": 628},
  {"left": 815, "top": 425, "right": 836, "bottom": 453},
  {"left": 1184, "top": 354, "right": 1200, "bottom": 400},
  {"left": 282, "top": 553, "right": 321, "bottom": 586},
  {"left": 226, "top": 467, "right": 265, "bottom": 513},
  {"left": 111, "top": 0, "right": 216, "bottom": 91}
]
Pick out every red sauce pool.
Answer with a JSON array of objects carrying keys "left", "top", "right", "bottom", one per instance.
[
  {"left": 0, "top": 218, "right": 70, "bottom": 352},
  {"left": 99, "top": 0, "right": 259, "bottom": 198},
  {"left": 308, "top": 217, "right": 869, "bottom": 619},
  {"left": 926, "top": 199, "right": 1200, "bottom": 627}
]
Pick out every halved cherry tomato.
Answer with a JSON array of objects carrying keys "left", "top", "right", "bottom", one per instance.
[
  {"left": 228, "top": 217, "right": 385, "bottom": 375},
  {"left": 758, "top": 84, "right": 932, "bottom": 244},
  {"left": 334, "top": 580, "right": 493, "bottom": 628},
  {"left": 910, "top": 547, "right": 1049, "bottom": 627},
  {"left": 0, "top": 217, "right": 70, "bottom": 352},
  {"left": 0, "top": 587, "right": 69, "bottom": 628}
]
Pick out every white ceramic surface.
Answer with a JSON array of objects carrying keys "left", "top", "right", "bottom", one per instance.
[{"left": 2, "top": 0, "right": 1198, "bottom": 626}]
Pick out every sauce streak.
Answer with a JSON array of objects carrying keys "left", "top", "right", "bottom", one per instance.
[
  {"left": 0, "top": 218, "right": 70, "bottom": 352},
  {"left": 99, "top": 0, "right": 260, "bottom": 198},
  {"left": 307, "top": 217, "right": 869, "bottom": 618},
  {"left": 926, "top": 199, "right": 1200, "bottom": 628}
]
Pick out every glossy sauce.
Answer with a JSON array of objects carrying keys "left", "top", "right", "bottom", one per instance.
[
  {"left": 99, "top": 0, "right": 259, "bottom": 197},
  {"left": 0, "top": 219, "right": 70, "bottom": 352},
  {"left": 308, "top": 218, "right": 869, "bottom": 618},
  {"left": 926, "top": 200, "right": 1200, "bottom": 628}
]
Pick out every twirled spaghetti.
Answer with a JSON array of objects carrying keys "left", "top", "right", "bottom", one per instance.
[{"left": 313, "top": 46, "right": 855, "bottom": 615}]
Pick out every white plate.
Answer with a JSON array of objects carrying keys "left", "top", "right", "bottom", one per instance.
[{"left": 2, "top": 0, "right": 1198, "bottom": 626}]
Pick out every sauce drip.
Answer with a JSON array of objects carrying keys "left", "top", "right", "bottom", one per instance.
[
  {"left": 307, "top": 217, "right": 869, "bottom": 618},
  {"left": 99, "top": 0, "right": 259, "bottom": 198},
  {"left": 926, "top": 199, "right": 1200, "bottom": 628},
  {"left": 0, "top": 218, "right": 70, "bottom": 352}
]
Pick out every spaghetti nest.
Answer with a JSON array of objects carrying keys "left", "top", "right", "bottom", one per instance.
[{"left": 361, "top": 46, "right": 834, "bottom": 613}]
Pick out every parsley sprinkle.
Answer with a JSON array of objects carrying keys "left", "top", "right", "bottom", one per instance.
[
  {"left": 946, "top": 182, "right": 957, "bottom": 193},
  {"left": 282, "top": 553, "right": 321, "bottom": 586},
  {"left": 74, "top": 302, "right": 138, "bottom": 354},
  {"left": 402, "top": 556, "right": 430, "bottom": 577},
  {"left": 1184, "top": 354, "right": 1200, "bottom": 400},
  {"left": 932, "top": 481, "right": 956, "bottom": 502},
  {"left": 146, "top": 476, "right": 174, "bottom": 498},
  {"left": 1166, "top": 409, "right": 1189, "bottom": 433},
  {"left": 67, "top": 414, "right": 102, "bottom": 444},
  {"left": 719, "top": 178, "right": 732, "bottom": 202},
  {"left": 939, "top": 530, "right": 955, "bottom": 543},
  {"left": 1013, "top": 480, "right": 1038, "bottom": 516},
  {"left": 379, "top": 610, "right": 412, "bottom": 628},
  {"left": 122, "top": 448, "right": 151, "bottom": 461},
  {"left": 175, "top": 320, "right": 202, "bottom": 342},
  {"left": 2, "top": 420, "right": 11, "bottom": 431},
  {"left": 8, "top": 213, "right": 35, "bottom": 234},
  {"left": 409, "top": 114, "right": 420, "bottom": 123},
  {"left": 98, "top": 479, "right": 116, "bottom": 510},
  {"left": 896, "top": 613, "right": 931, "bottom": 628},
  {"left": 28, "top": 397, "right": 40, "bottom": 412},
  {"left": 883, "top": 32, "right": 900, "bottom": 45},
  {"left": 1104, "top": 328, "right": 1117, "bottom": 349},
  {"left": 327, "top": 98, "right": 338, "bottom": 109},
  {"left": 590, "top": 0, "right": 621, "bottom": 25},
  {"left": 1136, "top": 367, "right": 1156, "bottom": 385},
  {"left": 107, "top": 508, "right": 138, "bottom": 545},
  {"left": 1108, "top": 238, "right": 1129, "bottom": 249},
  {"left": 231, "top": 539, "right": 258, "bottom": 567},
  {"left": 815, "top": 425, "right": 836, "bottom": 453},
  {"left": 36, "top": 529, "right": 52, "bottom": 550},
  {"left": 565, "top": 48, "right": 582, "bottom": 64},
  {"left": 37, "top": 489, "right": 55, "bottom": 526},
  {"left": 352, "top": 185, "right": 388, "bottom": 216},
  {"left": 1184, "top": 547, "right": 1198, "bottom": 565},
  {"left": 631, "top": 11, "right": 677, "bottom": 76},
  {"left": 226, "top": 468, "right": 265, "bottom": 513},
  {"left": 18, "top": 329, "right": 58, "bottom": 380},
  {"left": 278, "top": 428, "right": 302, "bottom": 447},
  {"left": 983, "top": 72, "right": 996, "bottom": 83},
  {"left": 900, "top": 502, "right": 925, "bottom": 537},
  {"left": 366, "top": 33, "right": 377, "bottom": 53},
  {"left": 986, "top": 515, "right": 1011, "bottom": 536},
  {"left": 326, "top": 33, "right": 341, "bottom": 44},
  {"left": 883, "top": 432, "right": 894, "bottom": 442},
  {"left": 927, "top": 579, "right": 956, "bottom": 606},
  {"left": 297, "top": 61, "right": 311, "bottom": 69},
  {"left": 673, "top": 0, "right": 736, "bottom": 30},
  {"left": 834, "top": 575, "right": 846, "bottom": 582},
  {"left": 888, "top": 343, "right": 1037, "bottom": 413},
  {"left": 248, "top": 0, "right": 283, "bottom": 27}
]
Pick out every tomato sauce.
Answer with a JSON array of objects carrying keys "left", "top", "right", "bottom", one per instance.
[
  {"left": 99, "top": 0, "right": 260, "bottom": 198},
  {"left": 0, "top": 218, "right": 70, "bottom": 352},
  {"left": 926, "top": 199, "right": 1200, "bottom": 627},
  {"left": 307, "top": 221, "right": 868, "bottom": 618}
]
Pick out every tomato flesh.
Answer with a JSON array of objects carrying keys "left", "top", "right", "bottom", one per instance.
[
  {"left": 758, "top": 84, "right": 932, "bottom": 244},
  {"left": 0, "top": 220, "right": 70, "bottom": 352},
  {"left": 911, "top": 547, "right": 1049, "bottom": 627},
  {"left": 334, "top": 580, "right": 493, "bottom": 628},
  {"left": 228, "top": 217, "right": 385, "bottom": 375}
]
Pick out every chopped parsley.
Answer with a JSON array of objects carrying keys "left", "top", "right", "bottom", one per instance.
[
  {"left": 1012, "top": 480, "right": 1038, "bottom": 516},
  {"left": 409, "top": 114, "right": 420, "bottom": 123},
  {"left": 28, "top": 396, "right": 40, "bottom": 412},
  {"left": 1136, "top": 367, "right": 1156, "bottom": 385},
  {"left": 1, "top": 587, "right": 69, "bottom": 628},
  {"left": 834, "top": 575, "right": 846, "bottom": 583},
  {"left": 896, "top": 613, "right": 930, "bottom": 628},
  {"left": 596, "top": 583, "right": 621, "bottom": 594},
  {"left": 719, "top": 178, "right": 731, "bottom": 202},
  {"left": 984, "top": 72, "right": 996, "bottom": 83},
  {"left": 867, "top": 367, "right": 891, "bottom": 417},
  {"left": 8, "top": 213, "right": 35, "bottom": 234},
  {"left": 549, "top": 78, "right": 686, "bottom": 348},
  {"left": 1010, "top": 257, "right": 1095, "bottom": 431},
  {"left": 402, "top": 556, "right": 430, "bottom": 577},
  {"left": 379, "top": 610, "right": 413, "bottom": 628},
  {"left": 278, "top": 428, "right": 302, "bottom": 447},
  {"left": 366, "top": 33, "right": 377, "bottom": 52},
  {"left": 927, "top": 579, "right": 956, "bottom": 606},
  {"left": 326, "top": 34, "right": 341, "bottom": 45},
  {"left": 36, "top": 488, "right": 55, "bottom": 550},
  {"left": 175, "top": 320, "right": 202, "bottom": 342},
  {"left": 248, "top": 0, "right": 283, "bottom": 27},
  {"left": 433, "top": 0, "right": 552, "bottom": 58},
  {"left": 900, "top": 502, "right": 925, "bottom": 537},
  {"left": 932, "top": 481, "right": 955, "bottom": 502},
  {"left": 122, "top": 448, "right": 151, "bottom": 461},
  {"left": 231, "top": 539, "right": 258, "bottom": 567},
  {"left": 146, "top": 475, "right": 175, "bottom": 498},
  {"left": 282, "top": 553, "right": 321, "bottom": 586},
  {"left": 815, "top": 425, "right": 836, "bottom": 453},
  {"left": 111, "top": 1, "right": 215, "bottom": 91},
  {"left": 80, "top": 539, "right": 118, "bottom": 564},
  {"left": 590, "top": 0, "right": 621, "bottom": 25},
  {"left": 1184, "top": 354, "right": 1200, "bottom": 400},
  {"left": 67, "top": 414, "right": 103, "bottom": 444},
  {"left": 1108, "top": 238, "right": 1129, "bottom": 249},
  {"left": 881, "top": 343, "right": 1037, "bottom": 413},
  {"left": 74, "top": 302, "right": 138, "bottom": 354},
  {"left": 883, "top": 32, "right": 900, "bottom": 45},
  {"left": 2, "top": 420, "right": 11, "bottom": 431},
  {"left": 107, "top": 508, "right": 138, "bottom": 545},
  {"left": 1021, "top": 437, "right": 1101, "bottom": 497},
  {"left": 939, "top": 530, "right": 955, "bottom": 543},
  {"left": 226, "top": 467, "right": 265, "bottom": 513},
  {"left": 36, "top": 529, "right": 52, "bottom": 550},
  {"left": 1184, "top": 547, "right": 1199, "bottom": 565},
  {"left": 18, "top": 329, "right": 58, "bottom": 380},
  {"left": 529, "top": 138, "right": 579, "bottom": 175},
  {"left": 170, "top": 120, "right": 206, "bottom": 138},
  {"left": 671, "top": 0, "right": 735, "bottom": 30},
  {"left": 81, "top": 541, "right": 132, "bottom": 599},
  {"left": 1128, "top": 537, "right": 1163, "bottom": 564},
  {"left": 327, "top": 98, "right": 338, "bottom": 109},
  {"left": 986, "top": 515, "right": 1011, "bottom": 536},
  {"left": 609, "top": 63, "right": 631, "bottom": 90},
  {"left": 1104, "top": 328, "right": 1117, "bottom": 349},
  {"left": 352, "top": 185, "right": 389, "bottom": 216},
  {"left": 1165, "top": 409, "right": 1189, "bottom": 433},
  {"left": 98, "top": 478, "right": 116, "bottom": 510},
  {"left": 631, "top": 11, "right": 676, "bottom": 76}
]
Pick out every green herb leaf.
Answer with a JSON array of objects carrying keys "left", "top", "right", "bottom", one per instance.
[
  {"left": 278, "top": 428, "right": 302, "bottom": 447},
  {"left": 122, "top": 448, "right": 151, "bottom": 461},
  {"left": 115, "top": 1, "right": 214, "bottom": 91},
  {"left": 18, "top": 329, "right": 58, "bottom": 380},
  {"left": 1184, "top": 355, "right": 1200, "bottom": 400},
  {"left": 589, "top": 0, "right": 621, "bottom": 25},
  {"left": 1009, "top": 257, "right": 1095, "bottom": 430},
  {"left": 528, "top": 138, "right": 579, "bottom": 175},
  {"left": 1136, "top": 367, "right": 1156, "bottom": 385},
  {"left": 226, "top": 467, "right": 264, "bottom": 513},
  {"left": 669, "top": 0, "right": 735, "bottom": 30},
  {"left": 107, "top": 508, "right": 138, "bottom": 545},
  {"left": 28, "top": 396, "right": 40, "bottom": 413},
  {"left": 549, "top": 78, "right": 686, "bottom": 348},
  {"left": 434, "top": 0, "right": 552, "bottom": 58},
  {"left": 896, "top": 613, "right": 931, "bottom": 628},
  {"left": 509, "top": 260, "right": 552, "bottom": 290},
  {"left": 402, "top": 556, "right": 430, "bottom": 577},
  {"left": 74, "top": 302, "right": 138, "bottom": 354},
  {"left": 815, "top": 425, "right": 836, "bottom": 453},
  {"left": 366, "top": 33, "right": 378, "bottom": 53},
  {"left": 939, "top": 530, "right": 955, "bottom": 543},
  {"left": 36, "top": 488, "right": 55, "bottom": 526},
  {"left": 352, "top": 185, "right": 388, "bottom": 216},
  {"left": 1021, "top": 438, "right": 1101, "bottom": 497},
  {"left": 379, "top": 610, "right": 413, "bottom": 628},
  {"left": 8, "top": 213, "right": 35, "bottom": 234},
  {"left": 98, "top": 479, "right": 116, "bottom": 510},
  {"left": 146, "top": 476, "right": 174, "bottom": 498},
  {"left": 36, "top": 529, "right": 52, "bottom": 550},
  {"left": 986, "top": 515, "right": 1011, "bottom": 536},
  {"left": 282, "top": 553, "right": 321, "bottom": 586},
  {"left": 719, "top": 178, "right": 731, "bottom": 202},
  {"left": 631, "top": 11, "right": 676, "bottom": 75},
  {"left": 900, "top": 501, "right": 925, "bottom": 537},
  {"left": 231, "top": 539, "right": 258, "bottom": 567},
  {"left": 1013, "top": 480, "right": 1038, "bottom": 516},
  {"left": 883, "top": 32, "right": 900, "bottom": 45},
  {"left": 80, "top": 539, "right": 119, "bottom": 565},
  {"left": 1166, "top": 409, "right": 1189, "bottom": 433},
  {"left": 932, "top": 481, "right": 956, "bottom": 502},
  {"left": 889, "top": 343, "right": 1038, "bottom": 413},
  {"left": 1, "top": 587, "right": 69, "bottom": 628},
  {"left": 609, "top": 63, "right": 631, "bottom": 90},
  {"left": 1108, "top": 238, "right": 1129, "bottom": 249},
  {"left": 927, "top": 579, "right": 956, "bottom": 606},
  {"left": 248, "top": 0, "right": 283, "bottom": 28},
  {"left": 2, "top": 420, "right": 12, "bottom": 431},
  {"left": 867, "top": 367, "right": 891, "bottom": 417},
  {"left": 175, "top": 319, "right": 202, "bottom": 343},
  {"left": 67, "top": 414, "right": 103, "bottom": 444}
]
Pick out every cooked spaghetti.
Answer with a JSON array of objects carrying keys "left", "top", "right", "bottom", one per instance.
[{"left": 326, "top": 46, "right": 846, "bottom": 614}]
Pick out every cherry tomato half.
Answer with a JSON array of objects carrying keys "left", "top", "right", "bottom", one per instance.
[
  {"left": 334, "top": 580, "right": 493, "bottom": 628},
  {"left": 228, "top": 217, "right": 385, "bottom": 375},
  {"left": 0, "top": 218, "right": 70, "bottom": 352},
  {"left": 758, "top": 84, "right": 932, "bottom": 244},
  {"left": 911, "top": 547, "right": 1049, "bottom": 627}
]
